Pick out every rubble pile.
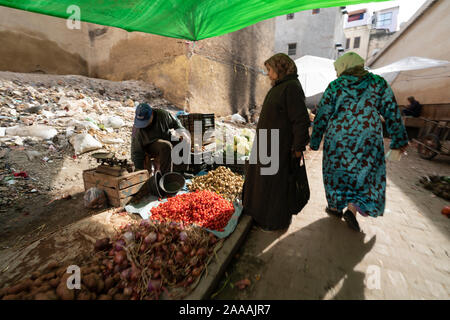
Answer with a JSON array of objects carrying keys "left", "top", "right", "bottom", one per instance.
[
  {"left": 0, "top": 72, "right": 175, "bottom": 209},
  {"left": 0, "top": 72, "right": 257, "bottom": 212}
]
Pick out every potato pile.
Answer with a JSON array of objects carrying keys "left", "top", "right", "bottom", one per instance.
[
  {"left": 0, "top": 260, "right": 116, "bottom": 300},
  {"left": 187, "top": 166, "right": 244, "bottom": 202}
]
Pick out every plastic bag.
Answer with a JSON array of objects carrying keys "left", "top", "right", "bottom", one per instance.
[
  {"left": 84, "top": 187, "right": 107, "bottom": 209},
  {"left": 231, "top": 113, "right": 246, "bottom": 123},
  {"left": 5, "top": 125, "right": 57, "bottom": 140},
  {"left": 26, "top": 150, "right": 42, "bottom": 161},
  {"left": 70, "top": 133, "right": 102, "bottom": 155},
  {"left": 385, "top": 149, "right": 403, "bottom": 161},
  {"left": 103, "top": 116, "right": 125, "bottom": 129}
]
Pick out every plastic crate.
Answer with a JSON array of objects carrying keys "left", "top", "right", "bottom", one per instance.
[{"left": 178, "top": 113, "right": 215, "bottom": 146}]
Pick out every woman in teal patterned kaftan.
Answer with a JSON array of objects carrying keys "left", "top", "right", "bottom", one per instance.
[{"left": 310, "top": 52, "right": 409, "bottom": 231}]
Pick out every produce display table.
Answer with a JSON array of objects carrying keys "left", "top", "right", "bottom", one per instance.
[{"left": 0, "top": 166, "right": 250, "bottom": 300}]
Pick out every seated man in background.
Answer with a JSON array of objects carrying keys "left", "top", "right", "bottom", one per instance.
[
  {"left": 131, "top": 103, "right": 188, "bottom": 174},
  {"left": 402, "top": 96, "right": 422, "bottom": 117}
]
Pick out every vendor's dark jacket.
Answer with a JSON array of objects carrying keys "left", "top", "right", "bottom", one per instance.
[
  {"left": 405, "top": 100, "right": 422, "bottom": 117},
  {"left": 243, "top": 73, "right": 310, "bottom": 230},
  {"left": 131, "top": 108, "right": 184, "bottom": 170}
]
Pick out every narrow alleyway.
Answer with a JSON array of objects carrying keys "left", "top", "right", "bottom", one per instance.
[{"left": 214, "top": 142, "right": 450, "bottom": 299}]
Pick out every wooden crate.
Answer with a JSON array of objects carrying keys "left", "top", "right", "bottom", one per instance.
[{"left": 83, "top": 169, "right": 150, "bottom": 207}]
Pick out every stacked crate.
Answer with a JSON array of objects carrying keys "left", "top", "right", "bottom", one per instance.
[
  {"left": 178, "top": 113, "right": 215, "bottom": 147},
  {"left": 177, "top": 113, "right": 215, "bottom": 173}
]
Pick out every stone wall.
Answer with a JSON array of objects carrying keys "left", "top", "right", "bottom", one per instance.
[
  {"left": 0, "top": 6, "right": 90, "bottom": 75},
  {"left": 0, "top": 6, "right": 275, "bottom": 117}
]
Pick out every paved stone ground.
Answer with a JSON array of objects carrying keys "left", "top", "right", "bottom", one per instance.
[{"left": 213, "top": 141, "right": 450, "bottom": 300}]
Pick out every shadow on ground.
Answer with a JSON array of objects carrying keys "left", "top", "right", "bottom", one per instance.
[
  {"left": 0, "top": 188, "right": 110, "bottom": 249},
  {"left": 213, "top": 216, "right": 376, "bottom": 300},
  {"left": 384, "top": 142, "right": 450, "bottom": 239}
]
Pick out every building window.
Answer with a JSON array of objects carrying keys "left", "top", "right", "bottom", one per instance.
[
  {"left": 377, "top": 12, "right": 393, "bottom": 27},
  {"left": 286, "top": 13, "right": 294, "bottom": 20},
  {"left": 353, "top": 37, "right": 361, "bottom": 49},
  {"left": 312, "top": 9, "right": 320, "bottom": 15},
  {"left": 346, "top": 38, "right": 350, "bottom": 49},
  {"left": 288, "top": 43, "right": 297, "bottom": 56},
  {"left": 348, "top": 13, "right": 365, "bottom": 22}
]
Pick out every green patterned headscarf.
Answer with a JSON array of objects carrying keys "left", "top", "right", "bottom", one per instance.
[{"left": 334, "top": 52, "right": 368, "bottom": 78}]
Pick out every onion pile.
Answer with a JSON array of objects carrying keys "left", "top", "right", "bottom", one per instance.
[
  {"left": 0, "top": 220, "right": 219, "bottom": 300},
  {"left": 97, "top": 220, "right": 219, "bottom": 299},
  {"left": 187, "top": 166, "right": 244, "bottom": 202}
]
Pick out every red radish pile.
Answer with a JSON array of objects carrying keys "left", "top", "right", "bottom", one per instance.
[{"left": 150, "top": 190, "right": 235, "bottom": 232}]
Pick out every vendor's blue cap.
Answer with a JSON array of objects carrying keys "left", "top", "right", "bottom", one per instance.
[{"left": 134, "top": 103, "right": 153, "bottom": 128}]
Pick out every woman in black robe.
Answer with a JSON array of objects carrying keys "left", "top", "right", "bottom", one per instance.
[{"left": 243, "top": 53, "right": 311, "bottom": 231}]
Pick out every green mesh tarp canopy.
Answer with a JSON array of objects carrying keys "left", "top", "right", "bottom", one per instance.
[{"left": 0, "top": 0, "right": 392, "bottom": 40}]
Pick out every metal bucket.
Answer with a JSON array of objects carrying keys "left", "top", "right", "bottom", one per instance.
[
  {"left": 148, "top": 170, "right": 163, "bottom": 198},
  {"left": 159, "top": 172, "right": 185, "bottom": 195}
]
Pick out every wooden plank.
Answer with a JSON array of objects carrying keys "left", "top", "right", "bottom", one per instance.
[
  {"left": 403, "top": 117, "right": 425, "bottom": 128},
  {"left": 83, "top": 170, "right": 119, "bottom": 189},
  {"left": 85, "top": 180, "right": 148, "bottom": 200},
  {"left": 118, "top": 181, "right": 148, "bottom": 198},
  {"left": 84, "top": 180, "right": 132, "bottom": 208},
  {"left": 84, "top": 169, "right": 149, "bottom": 189},
  {"left": 108, "top": 195, "right": 133, "bottom": 208},
  {"left": 95, "top": 165, "right": 127, "bottom": 177},
  {"left": 118, "top": 170, "right": 150, "bottom": 189}
]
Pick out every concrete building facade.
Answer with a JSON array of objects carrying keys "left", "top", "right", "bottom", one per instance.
[
  {"left": 0, "top": 6, "right": 275, "bottom": 118},
  {"left": 367, "top": 29, "right": 396, "bottom": 60},
  {"left": 274, "top": 7, "right": 347, "bottom": 60},
  {"left": 344, "top": 24, "right": 372, "bottom": 59},
  {"left": 368, "top": 0, "right": 449, "bottom": 68},
  {"left": 367, "top": 0, "right": 450, "bottom": 109},
  {"left": 344, "top": 6, "right": 399, "bottom": 60}
]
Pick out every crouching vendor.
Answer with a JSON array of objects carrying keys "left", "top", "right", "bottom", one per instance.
[{"left": 131, "top": 103, "right": 189, "bottom": 174}]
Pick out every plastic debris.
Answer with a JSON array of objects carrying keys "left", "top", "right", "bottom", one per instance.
[
  {"left": 13, "top": 171, "right": 29, "bottom": 179},
  {"left": 84, "top": 187, "right": 107, "bottom": 209},
  {"left": 69, "top": 133, "right": 102, "bottom": 155},
  {"left": 231, "top": 113, "right": 246, "bottom": 123},
  {"left": 26, "top": 150, "right": 42, "bottom": 161},
  {"left": 5, "top": 125, "right": 58, "bottom": 140},
  {"left": 103, "top": 116, "right": 125, "bottom": 129},
  {"left": 102, "top": 137, "right": 124, "bottom": 144}
]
